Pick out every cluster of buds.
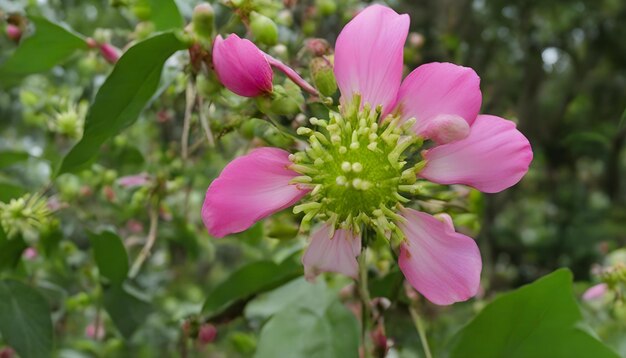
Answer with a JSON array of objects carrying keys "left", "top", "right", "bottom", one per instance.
[
  {"left": 85, "top": 29, "right": 122, "bottom": 64},
  {"left": 48, "top": 101, "right": 87, "bottom": 139},
  {"left": 584, "top": 249, "right": 626, "bottom": 303},
  {"left": 0, "top": 194, "right": 53, "bottom": 240}
]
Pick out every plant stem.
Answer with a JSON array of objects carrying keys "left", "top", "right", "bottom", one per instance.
[
  {"left": 409, "top": 303, "right": 433, "bottom": 358},
  {"left": 129, "top": 203, "right": 160, "bottom": 278},
  {"left": 358, "top": 247, "right": 372, "bottom": 358},
  {"left": 181, "top": 81, "right": 196, "bottom": 160}
]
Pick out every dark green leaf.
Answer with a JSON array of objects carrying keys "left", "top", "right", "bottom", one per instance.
[
  {"left": 254, "top": 299, "right": 359, "bottom": 358},
  {"left": 57, "top": 32, "right": 187, "bottom": 175},
  {"left": 0, "top": 150, "right": 29, "bottom": 169},
  {"left": 103, "top": 284, "right": 152, "bottom": 339},
  {"left": 0, "top": 17, "right": 87, "bottom": 80},
  {"left": 0, "top": 229, "right": 27, "bottom": 272},
  {"left": 147, "top": 0, "right": 184, "bottom": 30},
  {"left": 0, "top": 280, "right": 53, "bottom": 358},
  {"left": 0, "top": 182, "right": 27, "bottom": 202},
  {"left": 88, "top": 231, "right": 129, "bottom": 285},
  {"left": 450, "top": 269, "right": 619, "bottom": 358},
  {"left": 202, "top": 255, "right": 303, "bottom": 318}
]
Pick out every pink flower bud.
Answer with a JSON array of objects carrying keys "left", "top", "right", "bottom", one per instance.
[
  {"left": 85, "top": 323, "right": 105, "bottom": 340},
  {"left": 582, "top": 283, "right": 608, "bottom": 301},
  {"left": 85, "top": 37, "right": 98, "bottom": 49},
  {"left": 423, "top": 114, "right": 471, "bottom": 144},
  {"left": 6, "top": 24, "right": 21, "bottom": 42},
  {"left": 99, "top": 43, "right": 122, "bottom": 64},
  {"left": 22, "top": 247, "right": 38, "bottom": 260},
  {"left": 197, "top": 323, "right": 217, "bottom": 344},
  {"left": 212, "top": 34, "right": 273, "bottom": 97},
  {"left": 0, "top": 347, "right": 14, "bottom": 358},
  {"left": 117, "top": 173, "right": 151, "bottom": 188}
]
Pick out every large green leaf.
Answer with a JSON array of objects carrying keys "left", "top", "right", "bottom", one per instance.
[
  {"left": 0, "top": 182, "right": 27, "bottom": 202},
  {"left": 88, "top": 230, "right": 129, "bottom": 285},
  {"left": 103, "top": 284, "right": 153, "bottom": 339},
  {"left": 57, "top": 32, "right": 187, "bottom": 174},
  {"left": 0, "top": 150, "right": 29, "bottom": 169},
  {"left": 0, "top": 280, "right": 53, "bottom": 358},
  {"left": 449, "top": 269, "right": 619, "bottom": 358},
  {"left": 147, "top": 0, "right": 184, "bottom": 30},
  {"left": 0, "top": 17, "right": 87, "bottom": 80},
  {"left": 202, "top": 255, "right": 303, "bottom": 318},
  {"left": 0, "top": 228, "right": 27, "bottom": 272},
  {"left": 254, "top": 299, "right": 359, "bottom": 358}
]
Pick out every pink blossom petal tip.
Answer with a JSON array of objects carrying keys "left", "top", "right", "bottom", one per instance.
[
  {"left": 420, "top": 114, "right": 533, "bottom": 193},
  {"left": 398, "top": 208, "right": 482, "bottom": 305},
  {"left": 302, "top": 223, "right": 361, "bottom": 280},
  {"left": 334, "top": 5, "right": 409, "bottom": 112},
  {"left": 201, "top": 147, "right": 308, "bottom": 237}
]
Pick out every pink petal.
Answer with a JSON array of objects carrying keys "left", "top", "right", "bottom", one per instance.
[
  {"left": 398, "top": 208, "right": 482, "bottom": 305},
  {"left": 302, "top": 223, "right": 361, "bottom": 280},
  {"left": 212, "top": 34, "right": 273, "bottom": 97},
  {"left": 201, "top": 147, "right": 308, "bottom": 237},
  {"left": 582, "top": 283, "right": 608, "bottom": 301},
  {"left": 334, "top": 5, "right": 409, "bottom": 112},
  {"left": 394, "top": 62, "right": 482, "bottom": 136},
  {"left": 420, "top": 114, "right": 533, "bottom": 193}
]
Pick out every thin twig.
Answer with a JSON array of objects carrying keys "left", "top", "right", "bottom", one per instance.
[
  {"left": 129, "top": 204, "right": 160, "bottom": 278},
  {"left": 181, "top": 81, "right": 196, "bottom": 161},
  {"left": 358, "top": 247, "right": 373, "bottom": 358},
  {"left": 409, "top": 303, "right": 433, "bottom": 358},
  {"left": 198, "top": 96, "right": 215, "bottom": 147}
]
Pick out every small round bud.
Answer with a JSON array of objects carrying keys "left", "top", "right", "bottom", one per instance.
[
  {"left": 192, "top": 3, "right": 215, "bottom": 40},
  {"left": 309, "top": 56, "right": 337, "bottom": 97},
  {"left": 6, "top": 24, "right": 21, "bottom": 42},
  {"left": 197, "top": 323, "right": 217, "bottom": 344},
  {"left": 99, "top": 43, "right": 121, "bottom": 64},
  {"left": 250, "top": 12, "right": 279, "bottom": 46},
  {"left": 316, "top": 0, "right": 337, "bottom": 16}
]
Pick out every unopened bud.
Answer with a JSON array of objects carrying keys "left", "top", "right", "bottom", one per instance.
[
  {"left": 192, "top": 3, "right": 215, "bottom": 40},
  {"left": 310, "top": 56, "right": 337, "bottom": 96},
  {"left": 256, "top": 81, "right": 304, "bottom": 116},
  {"left": 250, "top": 12, "right": 278, "bottom": 46},
  {"left": 306, "top": 38, "right": 331, "bottom": 56},
  {"left": 99, "top": 43, "right": 121, "bottom": 64},
  {"left": 198, "top": 323, "right": 217, "bottom": 344},
  {"left": 423, "top": 114, "right": 470, "bottom": 144},
  {"left": 316, "top": 0, "right": 337, "bottom": 16},
  {"left": 6, "top": 24, "right": 21, "bottom": 42}
]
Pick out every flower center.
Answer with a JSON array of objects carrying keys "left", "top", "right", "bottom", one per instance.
[{"left": 289, "top": 98, "right": 425, "bottom": 236}]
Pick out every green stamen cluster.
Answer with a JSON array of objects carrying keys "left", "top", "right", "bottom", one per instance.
[{"left": 289, "top": 96, "right": 425, "bottom": 237}]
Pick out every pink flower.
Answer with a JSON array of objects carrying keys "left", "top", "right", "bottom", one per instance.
[
  {"left": 212, "top": 34, "right": 273, "bottom": 97},
  {"left": 22, "top": 247, "right": 38, "bottom": 260},
  {"left": 85, "top": 323, "right": 105, "bottom": 340},
  {"left": 201, "top": 5, "right": 533, "bottom": 306},
  {"left": 582, "top": 283, "right": 608, "bottom": 301}
]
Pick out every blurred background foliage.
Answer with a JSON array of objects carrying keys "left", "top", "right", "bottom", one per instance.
[{"left": 0, "top": 0, "right": 625, "bottom": 357}]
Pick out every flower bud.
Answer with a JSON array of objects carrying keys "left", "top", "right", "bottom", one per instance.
[
  {"left": 309, "top": 56, "right": 337, "bottom": 96},
  {"left": 256, "top": 80, "right": 303, "bottom": 116},
  {"left": 99, "top": 43, "right": 122, "bottom": 64},
  {"left": 305, "top": 38, "right": 331, "bottom": 56},
  {"left": 316, "top": 0, "right": 337, "bottom": 16},
  {"left": 191, "top": 3, "right": 215, "bottom": 41},
  {"left": 250, "top": 12, "right": 278, "bottom": 46},
  {"left": 423, "top": 114, "right": 470, "bottom": 144},
  {"left": 6, "top": 24, "right": 22, "bottom": 42},
  {"left": 0, "top": 347, "right": 15, "bottom": 358},
  {"left": 197, "top": 323, "right": 217, "bottom": 344},
  {"left": 212, "top": 34, "right": 273, "bottom": 97}
]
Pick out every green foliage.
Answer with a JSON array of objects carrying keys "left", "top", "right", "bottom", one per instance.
[
  {"left": 0, "top": 17, "right": 87, "bottom": 81},
  {"left": 0, "top": 280, "right": 53, "bottom": 358},
  {"left": 102, "top": 284, "right": 153, "bottom": 339},
  {"left": 202, "top": 255, "right": 303, "bottom": 318},
  {"left": 253, "top": 278, "right": 359, "bottom": 358},
  {"left": 146, "top": 0, "right": 184, "bottom": 31},
  {"left": 450, "top": 269, "right": 619, "bottom": 358},
  {"left": 88, "top": 230, "right": 129, "bottom": 285}
]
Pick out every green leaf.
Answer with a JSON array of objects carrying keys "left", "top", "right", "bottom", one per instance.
[
  {"left": 254, "top": 299, "right": 359, "bottom": 358},
  {"left": 147, "top": 0, "right": 184, "bottom": 30},
  {"left": 202, "top": 255, "right": 303, "bottom": 318},
  {"left": 88, "top": 231, "right": 129, "bottom": 285},
  {"left": 0, "top": 280, "right": 53, "bottom": 358},
  {"left": 0, "top": 150, "right": 29, "bottom": 169},
  {"left": 449, "top": 269, "right": 619, "bottom": 358},
  {"left": 57, "top": 32, "right": 187, "bottom": 175},
  {"left": 0, "top": 182, "right": 27, "bottom": 202},
  {"left": 0, "top": 17, "right": 87, "bottom": 80},
  {"left": 0, "top": 228, "right": 27, "bottom": 272},
  {"left": 103, "top": 284, "right": 152, "bottom": 339}
]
